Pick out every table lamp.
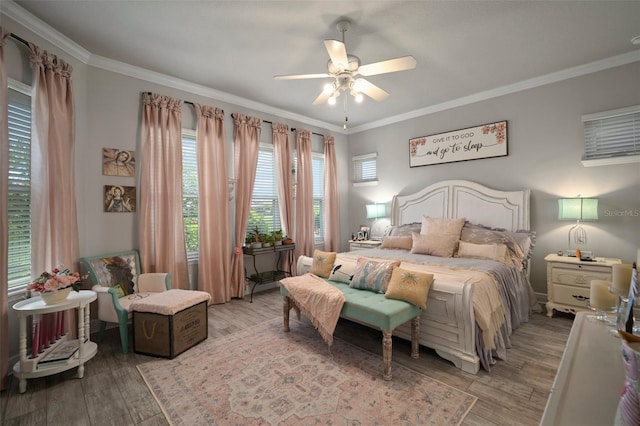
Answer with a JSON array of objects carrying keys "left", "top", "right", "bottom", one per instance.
[{"left": 558, "top": 197, "right": 598, "bottom": 248}]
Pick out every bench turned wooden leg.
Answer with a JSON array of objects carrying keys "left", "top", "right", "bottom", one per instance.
[
  {"left": 283, "top": 296, "right": 290, "bottom": 332},
  {"left": 411, "top": 316, "right": 420, "bottom": 359},
  {"left": 382, "top": 330, "right": 392, "bottom": 381}
]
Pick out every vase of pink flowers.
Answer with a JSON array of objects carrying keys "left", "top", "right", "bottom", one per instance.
[{"left": 27, "top": 266, "right": 84, "bottom": 305}]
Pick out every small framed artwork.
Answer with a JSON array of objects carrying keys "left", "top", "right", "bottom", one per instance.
[
  {"left": 359, "top": 226, "right": 370, "bottom": 240},
  {"left": 103, "top": 148, "right": 136, "bottom": 177},
  {"left": 104, "top": 185, "right": 136, "bottom": 212}
]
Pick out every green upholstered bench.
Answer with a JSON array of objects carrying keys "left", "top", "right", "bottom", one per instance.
[{"left": 280, "top": 280, "right": 421, "bottom": 380}]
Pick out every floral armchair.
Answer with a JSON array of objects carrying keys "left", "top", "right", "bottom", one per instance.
[{"left": 80, "top": 250, "right": 171, "bottom": 353}]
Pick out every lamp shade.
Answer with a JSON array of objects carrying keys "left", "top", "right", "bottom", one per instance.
[
  {"left": 366, "top": 204, "right": 387, "bottom": 219},
  {"left": 558, "top": 198, "right": 599, "bottom": 221}
]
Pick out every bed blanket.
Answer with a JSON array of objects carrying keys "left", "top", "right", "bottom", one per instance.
[
  {"left": 338, "top": 251, "right": 506, "bottom": 350},
  {"left": 280, "top": 273, "right": 345, "bottom": 346}
]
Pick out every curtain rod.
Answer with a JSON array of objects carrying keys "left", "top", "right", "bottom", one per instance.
[
  {"left": 141, "top": 92, "right": 324, "bottom": 137},
  {"left": 143, "top": 91, "right": 194, "bottom": 107},
  {"left": 10, "top": 33, "right": 29, "bottom": 48}
]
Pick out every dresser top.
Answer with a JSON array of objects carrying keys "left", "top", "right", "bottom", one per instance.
[{"left": 544, "top": 253, "right": 621, "bottom": 266}]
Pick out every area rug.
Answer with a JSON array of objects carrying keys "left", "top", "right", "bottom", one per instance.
[{"left": 137, "top": 318, "right": 476, "bottom": 425}]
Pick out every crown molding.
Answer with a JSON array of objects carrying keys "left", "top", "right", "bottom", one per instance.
[
  {"left": 88, "top": 55, "right": 345, "bottom": 134},
  {"left": 3, "top": 0, "right": 91, "bottom": 63},
  {"left": 349, "top": 49, "right": 640, "bottom": 134}
]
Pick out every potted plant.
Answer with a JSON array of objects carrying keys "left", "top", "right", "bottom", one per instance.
[
  {"left": 249, "top": 227, "right": 262, "bottom": 249},
  {"left": 272, "top": 230, "right": 283, "bottom": 246},
  {"left": 283, "top": 235, "right": 294, "bottom": 245}
]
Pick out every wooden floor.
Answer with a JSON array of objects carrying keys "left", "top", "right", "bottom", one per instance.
[{"left": 0, "top": 288, "right": 574, "bottom": 425}]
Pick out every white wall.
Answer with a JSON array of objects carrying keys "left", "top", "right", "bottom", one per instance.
[{"left": 347, "top": 62, "right": 640, "bottom": 295}]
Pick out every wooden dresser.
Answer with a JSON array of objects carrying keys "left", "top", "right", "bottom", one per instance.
[{"left": 545, "top": 254, "right": 621, "bottom": 317}]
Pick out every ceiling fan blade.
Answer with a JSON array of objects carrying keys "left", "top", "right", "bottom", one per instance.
[
  {"left": 312, "top": 89, "right": 333, "bottom": 105},
  {"left": 355, "top": 78, "right": 389, "bottom": 101},
  {"left": 274, "top": 73, "right": 331, "bottom": 80},
  {"left": 324, "top": 39, "right": 348, "bottom": 69},
  {"left": 358, "top": 56, "right": 417, "bottom": 76}
]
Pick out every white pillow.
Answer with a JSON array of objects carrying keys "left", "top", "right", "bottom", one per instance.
[
  {"left": 457, "top": 240, "right": 510, "bottom": 264},
  {"left": 328, "top": 255, "right": 358, "bottom": 283}
]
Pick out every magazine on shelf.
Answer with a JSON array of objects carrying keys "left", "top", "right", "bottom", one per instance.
[{"left": 39, "top": 339, "right": 80, "bottom": 364}]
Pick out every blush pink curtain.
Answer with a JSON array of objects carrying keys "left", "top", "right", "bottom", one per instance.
[
  {"left": 323, "top": 135, "right": 340, "bottom": 252},
  {"left": 273, "top": 123, "right": 294, "bottom": 273},
  {"left": 294, "top": 129, "right": 315, "bottom": 258},
  {"left": 29, "top": 43, "right": 80, "bottom": 338},
  {"left": 0, "top": 27, "right": 10, "bottom": 391},
  {"left": 140, "top": 93, "right": 189, "bottom": 289},
  {"left": 230, "top": 113, "right": 261, "bottom": 298},
  {"left": 195, "top": 104, "right": 231, "bottom": 303}
]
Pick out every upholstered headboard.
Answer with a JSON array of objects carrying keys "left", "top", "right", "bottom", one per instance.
[{"left": 391, "top": 180, "right": 530, "bottom": 231}]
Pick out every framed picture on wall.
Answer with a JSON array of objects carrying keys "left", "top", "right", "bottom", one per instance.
[
  {"left": 104, "top": 185, "right": 136, "bottom": 212},
  {"left": 103, "top": 147, "right": 136, "bottom": 177}
]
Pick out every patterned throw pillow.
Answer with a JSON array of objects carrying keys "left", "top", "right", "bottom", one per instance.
[
  {"left": 350, "top": 258, "right": 400, "bottom": 293},
  {"left": 328, "top": 255, "right": 358, "bottom": 283},
  {"left": 384, "top": 267, "right": 433, "bottom": 309},
  {"left": 110, "top": 283, "right": 127, "bottom": 298},
  {"left": 460, "top": 222, "right": 536, "bottom": 268},
  {"left": 309, "top": 250, "right": 337, "bottom": 278},
  {"left": 380, "top": 235, "right": 413, "bottom": 250},
  {"left": 388, "top": 222, "right": 422, "bottom": 237}
]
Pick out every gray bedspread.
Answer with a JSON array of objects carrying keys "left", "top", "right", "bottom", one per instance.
[{"left": 347, "top": 247, "right": 535, "bottom": 371}]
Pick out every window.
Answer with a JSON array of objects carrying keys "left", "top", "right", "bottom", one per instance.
[
  {"left": 311, "top": 153, "right": 324, "bottom": 242},
  {"left": 582, "top": 105, "right": 640, "bottom": 167},
  {"left": 182, "top": 130, "right": 198, "bottom": 255},
  {"left": 247, "top": 145, "right": 281, "bottom": 242},
  {"left": 248, "top": 145, "right": 325, "bottom": 244},
  {"left": 352, "top": 152, "right": 378, "bottom": 186},
  {"left": 8, "top": 82, "right": 32, "bottom": 291}
]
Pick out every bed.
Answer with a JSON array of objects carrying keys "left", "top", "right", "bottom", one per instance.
[{"left": 299, "top": 179, "right": 535, "bottom": 374}]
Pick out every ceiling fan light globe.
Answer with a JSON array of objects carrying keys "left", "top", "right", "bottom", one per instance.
[
  {"left": 322, "top": 83, "right": 334, "bottom": 94},
  {"left": 355, "top": 93, "right": 364, "bottom": 103},
  {"left": 328, "top": 96, "right": 337, "bottom": 106}
]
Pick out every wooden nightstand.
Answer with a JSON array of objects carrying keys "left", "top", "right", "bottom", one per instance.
[
  {"left": 544, "top": 253, "right": 621, "bottom": 317},
  {"left": 349, "top": 240, "right": 382, "bottom": 251}
]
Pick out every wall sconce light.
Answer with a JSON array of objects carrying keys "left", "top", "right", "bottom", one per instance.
[{"left": 558, "top": 197, "right": 599, "bottom": 247}]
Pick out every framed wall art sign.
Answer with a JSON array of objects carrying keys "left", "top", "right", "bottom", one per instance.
[{"left": 409, "top": 121, "right": 507, "bottom": 167}]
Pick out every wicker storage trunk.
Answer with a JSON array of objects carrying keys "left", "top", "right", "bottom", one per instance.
[{"left": 133, "top": 300, "right": 208, "bottom": 359}]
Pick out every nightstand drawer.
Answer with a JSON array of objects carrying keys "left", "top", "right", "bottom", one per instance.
[
  {"left": 551, "top": 267, "right": 610, "bottom": 287},
  {"left": 552, "top": 284, "right": 590, "bottom": 308}
]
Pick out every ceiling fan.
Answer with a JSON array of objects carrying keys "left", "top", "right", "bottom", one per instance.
[{"left": 274, "top": 19, "right": 416, "bottom": 106}]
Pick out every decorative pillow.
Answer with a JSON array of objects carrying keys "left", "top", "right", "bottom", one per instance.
[
  {"left": 110, "top": 283, "right": 127, "bottom": 298},
  {"left": 414, "top": 216, "right": 466, "bottom": 257},
  {"left": 384, "top": 267, "right": 433, "bottom": 309},
  {"left": 460, "top": 222, "right": 536, "bottom": 268},
  {"left": 328, "top": 255, "right": 358, "bottom": 283},
  {"left": 380, "top": 235, "right": 413, "bottom": 250},
  {"left": 89, "top": 254, "right": 138, "bottom": 294},
  {"left": 309, "top": 250, "right": 336, "bottom": 278},
  {"left": 456, "top": 240, "right": 509, "bottom": 264},
  {"left": 388, "top": 222, "right": 422, "bottom": 237},
  {"left": 350, "top": 258, "right": 401, "bottom": 293}
]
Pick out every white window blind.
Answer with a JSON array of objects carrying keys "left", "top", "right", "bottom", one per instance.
[
  {"left": 8, "top": 86, "right": 32, "bottom": 289},
  {"left": 248, "top": 145, "right": 281, "bottom": 239},
  {"left": 182, "top": 131, "right": 198, "bottom": 254},
  {"left": 352, "top": 152, "right": 377, "bottom": 183},
  {"left": 582, "top": 105, "right": 640, "bottom": 166},
  {"left": 312, "top": 154, "right": 324, "bottom": 241}
]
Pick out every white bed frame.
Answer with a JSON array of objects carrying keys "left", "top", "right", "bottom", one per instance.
[{"left": 390, "top": 180, "right": 530, "bottom": 373}]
